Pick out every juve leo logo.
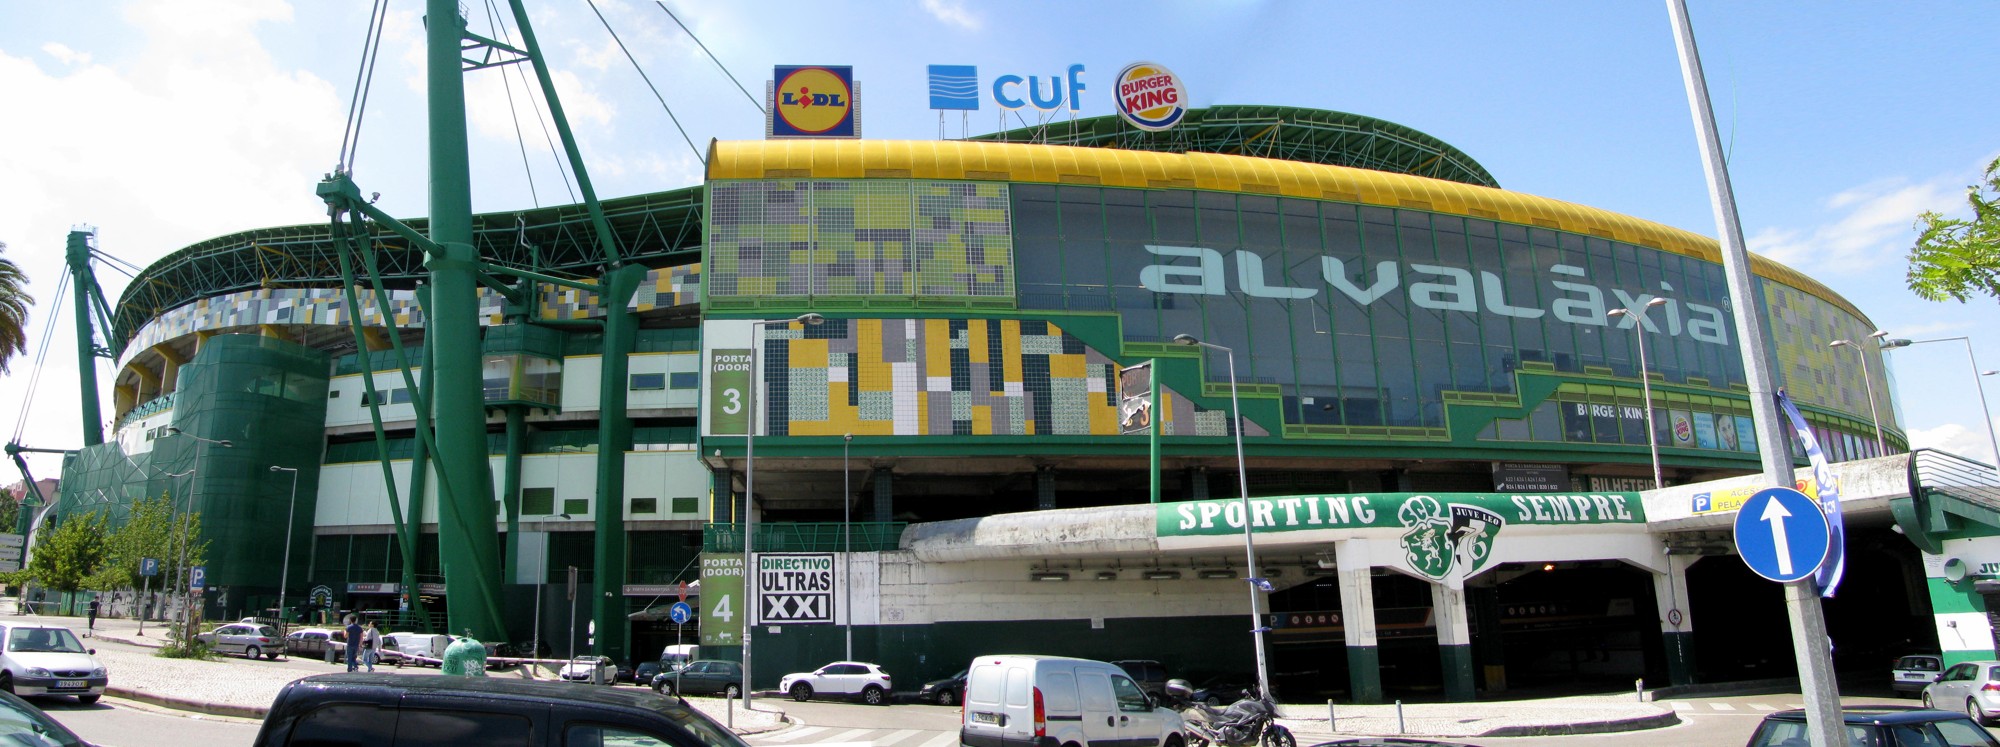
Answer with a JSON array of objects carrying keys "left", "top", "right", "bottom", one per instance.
[{"left": 1397, "top": 496, "right": 1504, "bottom": 581}]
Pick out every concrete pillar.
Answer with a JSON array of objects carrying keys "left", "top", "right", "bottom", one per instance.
[
  {"left": 1334, "top": 540, "right": 1382, "bottom": 704},
  {"left": 1186, "top": 466, "right": 1210, "bottom": 501},
  {"left": 711, "top": 467, "right": 739, "bottom": 522},
  {"left": 1431, "top": 583, "right": 1475, "bottom": 702},
  {"left": 1470, "top": 585, "right": 1506, "bottom": 693},
  {"left": 871, "top": 467, "right": 893, "bottom": 522},
  {"left": 1652, "top": 555, "right": 1698, "bottom": 686},
  {"left": 1035, "top": 467, "right": 1056, "bottom": 510}
]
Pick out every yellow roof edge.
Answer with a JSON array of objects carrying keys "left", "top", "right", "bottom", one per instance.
[{"left": 707, "top": 140, "right": 1870, "bottom": 324}]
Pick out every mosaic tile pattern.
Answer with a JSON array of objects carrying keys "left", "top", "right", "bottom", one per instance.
[
  {"left": 119, "top": 264, "right": 701, "bottom": 366},
  {"left": 707, "top": 180, "right": 1014, "bottom": 300},
  {"left": 759, "top": 317, "right": 1264, "bottom": 438},
  {"left": 1765, "top": 281, "right": 1894, "bottom": 427}
]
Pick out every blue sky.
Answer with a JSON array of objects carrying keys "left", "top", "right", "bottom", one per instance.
[{"left": 1, "top": 0, "right": 1996, "bottom": 477}]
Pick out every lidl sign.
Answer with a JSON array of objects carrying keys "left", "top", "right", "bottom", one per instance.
[{"left": 769, "top": 65, "right": 859, "bottom": 139}]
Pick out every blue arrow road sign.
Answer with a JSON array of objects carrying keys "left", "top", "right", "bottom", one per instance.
[
  {"left": 1734, "top": 487, "right": 1831, "bottom": 583},
  {"left": 189, "top": 565, "right": 206, "bottom": 591},
  {"left": 669, "top": 602, "right": 693, "bottom": 625},
  {"left": 140, "top": 558, "right": 158, "bottom": 578}
]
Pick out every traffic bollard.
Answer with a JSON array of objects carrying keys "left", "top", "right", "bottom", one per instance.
[
  {"left": 726, "top": 691, "right": 734, "bottom": 730},
  {"left": 1635, "top": 678, "right": 1644, "bottom": 702},
  {"left": 1327, "top": 699, "right": 1336, "bottom": 731},
  {"left": 1396, "top": 700, "right": 1405, "bottom": 734}
]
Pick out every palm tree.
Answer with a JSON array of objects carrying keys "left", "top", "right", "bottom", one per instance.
[{"left": 0, "top": 241, "right": 31, "bottom": 373}]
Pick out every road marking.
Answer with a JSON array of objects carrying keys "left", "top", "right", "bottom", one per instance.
[
  {"left": 819, "top": 729, "right": 874, "bottom": 744},
  {"left": 760, "top": 726, "right": 827, "bottom": 743},
  {"left": 1669, "top": 701, "right": 1692, "bottom": 712},
  {"left": 1750, "top": 703, "right": 1778, "bottom": 711},
  {"left": 913, "top": 732, "right": 958, "bottom": 747},
  {"left": 1788, "top": 703, "right": 1806, "bottom": 708},
  {"left": 873, "top": 730, "right": 923, "bottom": 747},
  {"left": 1709, "top": 703, "right": 1736, "bottom": 711}
]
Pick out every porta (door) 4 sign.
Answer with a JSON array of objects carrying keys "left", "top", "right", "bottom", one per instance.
[{"left": 1733, "top": 487, "right": 1831, "bottom": 583}]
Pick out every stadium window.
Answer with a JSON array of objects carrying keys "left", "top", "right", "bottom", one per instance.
[
  {"left": 390, "top": 388, "right": 413, "bottom": 405},
  {"left": 563, "top": 498, "right": 588, "bottom": 516},
  {"left": 522, "top": 487, "right": 555, "bottom": 515},
  {"left": 328, "top": 390, "right": 340, "bottom": 399},
  {"left": 629, "top": 373, "right": 666, "bottom": 391},
  {"left": 671, "top": 497, "right": 698, "bottom": 515},
  {"left": 630, "top": 498, "right": 658, "bottom": 515},
  {"left": 668, "top": 372, "right": 699, "bottom": 389}
]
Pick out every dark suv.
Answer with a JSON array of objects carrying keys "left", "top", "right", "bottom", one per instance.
[
  {"left": 252, "top": 673, "right": 746, "bottom": 747},
  {"left": 1111, "top": 659, "right": 1168, "bottom": 698},
  {"left": 1745, "top": 707, "right": 1998, "bottom": 747}
]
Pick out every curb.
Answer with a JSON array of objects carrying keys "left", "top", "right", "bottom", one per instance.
[
  {"left": 1477, "top": 710, "right": 1681, "bottom": 738},
  {"left": 106, "top": 685, "right": 268, "bottom": 720},
  {"left": 1646, "top": 677, "right": 1800, "bottom": 701}
]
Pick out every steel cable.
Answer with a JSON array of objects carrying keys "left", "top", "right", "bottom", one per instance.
[
  {"left": 483, "top": 0, "right": 543, "bottom": 208},
  {"left": 484, "top": 0, "right": 578, "bottom": 204},
  {"left": 655, "top": 2, "right": 765, "bottom": 116},
  {"left": 585, "top": 0, "right": 704, "bottom": 166}
]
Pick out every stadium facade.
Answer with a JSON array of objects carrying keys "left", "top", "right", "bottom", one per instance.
[{"left": 63, "top": 106, "right": 1922, "bottom": 701}]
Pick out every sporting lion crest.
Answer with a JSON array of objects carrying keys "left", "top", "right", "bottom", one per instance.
[{"left": 1397, "top": 496, "right": 1505, "bottom": 581}]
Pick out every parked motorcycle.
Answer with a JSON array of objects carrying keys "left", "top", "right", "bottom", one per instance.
[{"left": 1163, "top": 679, "right": 1296, "bottom": 747}]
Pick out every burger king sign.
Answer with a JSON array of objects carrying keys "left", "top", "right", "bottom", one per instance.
[{"left": 1114, "top": 62, "right": 1188, "bottom": 132}]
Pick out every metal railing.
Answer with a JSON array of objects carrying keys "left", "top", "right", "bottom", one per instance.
[
  {"left": 703, "top": 522, "right": 907, "bottom": 554},
  {"left": 1907, "top": 447, "right": 2000, "bottom": 507}
]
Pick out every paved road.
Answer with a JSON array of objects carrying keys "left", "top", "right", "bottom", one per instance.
[
  {"left": 34, "top": 695, "right": 263, "bottom": 747},
  {"left": 745, "top": 699, "right": 960, "bottom": 747}
]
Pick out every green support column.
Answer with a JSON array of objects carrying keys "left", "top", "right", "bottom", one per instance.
[
  {"left": 66, "top": 231, "right": 102, "bottom": 446},
  {"left": 423, "top": 0, "right": 505, "bottom": 640},
  {"left": 1654, "top": 555, "right": 1697, "bottom": 686},
  {"left": 1431, "top": 583, "right": 1476, "bottom": 702},
  {"left": 403, "top": 298, "right": 435, "bottom": 622},
  {"left": 503, "top": 406, "right": 526, "bottom": 584},
  {"left": 591, "top": 265, "right": 644, "bottom": 663},
  {"left": 1334, "top": 541, "right": 1383, "bottom": 704}
]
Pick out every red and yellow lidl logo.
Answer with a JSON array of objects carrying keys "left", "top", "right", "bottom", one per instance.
[
  {"left": 1114, "top": 62, "right": 1188, "bottom": 132},
  {"left": 770, "top": 65, "right": 858, "bottom": 138}
]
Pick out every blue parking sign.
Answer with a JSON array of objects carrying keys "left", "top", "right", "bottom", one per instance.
[
  {"left": 189, "top": 565, "right": 206, "bottom": 591},
  {"left": 140, "top": 557, "right": 159, "bottom": 578}
]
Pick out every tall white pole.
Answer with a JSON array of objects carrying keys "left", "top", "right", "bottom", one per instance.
[
  {"left": 1666, "top": 1, "right": 1842, "bottom": 743},
  {"left": 1637, "top": 322, "right": 1663, "bottom": 489},
  {"left": 843, "top": 433, "right": 852, "bottom": 662},
  {"left": 272, "top": 466, "right": 299, "bottom": 628},
  {"left": 1223, "top": 348, "right": 1270, "bottom": 701},
  {"left": 1833, "top": 341, "right": 1886, "bottom": 455},
  {"left": 742, "top": 324, "right": 758, "bottom": 707}
]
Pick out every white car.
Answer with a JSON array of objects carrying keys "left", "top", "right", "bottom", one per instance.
[
  {"left": 0, "top": 623, "right": 107, "bottom": 703},
  {"left": 962, "top": 655, "right": 1184, "bottom": 747},
  {"left": 780, "top": 661, "right": 892, "bottom": 705},
  {"left": 560, "top": 655, "right": 617, "bottom": 684}
]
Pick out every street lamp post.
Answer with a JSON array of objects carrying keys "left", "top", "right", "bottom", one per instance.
[
  {"left": 842, "top": 432, "right": 853, "bottom": 662},
  {"left": 1172, "top": 334, "right": 1270, "bottom": 700},
  {"left": 1885, "top": 336, "right": 2000, "bottom": 478},
  {"left": 166, "top": 426, "right": 231, "bottom": 648},
  {"left": 1829, "top": 330, "right": 1890, "bottom": 455},
  {"left": 1608, "top": 298, "right": 1669, "bottom": 488},
  {"left": 742, "top": 313, "right": 824, "bottom": 707},
  {"left": 269, "top": 466, "right": 300, "bottom": 630}
]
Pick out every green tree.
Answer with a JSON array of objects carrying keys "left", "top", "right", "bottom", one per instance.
[
  {"left": 0, "top": 241, "right": 31, "bottom": 372},
  {"left": 1908, "top": 157, "right": 2000, "bottom": 303},
  {"left": 25, "top": 511, "right": 109, "bottom": 615},
  {"left": 96, "top": 492, "right": 204, "bottom": 593}
]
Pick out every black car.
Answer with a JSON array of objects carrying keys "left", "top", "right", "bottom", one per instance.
[
  {"left": 917, "top": 669, "right": 967, "bottom": 706},
  {"left": 651, "top": 659, "right": 745, "bottom": 698},
  {"left": 1192, "top": 675, "right": 1260, "bottom": 707},
  {"left": 1112, "top": 659, "right": 1168, "bottom": 698},
  {"left": 251, "top": 672, "right": 745, "bottom": 747},
  {"left": 1744, "top": 707, "right": 1998, "bottom": 747},
  {"left": 636, "top": 659, "right": 686, "bottom": 686}
]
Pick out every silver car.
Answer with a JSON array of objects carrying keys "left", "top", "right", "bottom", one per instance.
[
  {"left": 1923, "top": 660, "right": 2000, "bottom": 724},
  {"left": 196, "top": 623, "right": 283, "bottom": 660},
  {"left": 0, "top": 624, "right": 108, "bottom": 703}
]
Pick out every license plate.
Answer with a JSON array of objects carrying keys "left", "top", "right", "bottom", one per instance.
[
  {"left": 972, "top": 712, "right": 1002, "bottom": 725},
  {"left": 54, "top": 681, "right": 84, "bottom": 690},
  {"left": 1900, "top": 673, "right": 1929, "bottom": 680}
]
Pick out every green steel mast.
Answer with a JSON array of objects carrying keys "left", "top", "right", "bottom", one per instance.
[{"left": 66, "top": 231, "right": 104, "bottom": 447}]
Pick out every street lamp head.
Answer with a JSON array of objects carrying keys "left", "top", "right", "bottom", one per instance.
[
  {"left": 796, "top": 313, "right": 825, "bottom": 326},
  {"left": 218, "top": 440, "right": 234, "bottom": 448},
  {"left": 1984, "top": 371, "right": 1999, "bottom": 377},
  {"left": 166, "top": 427, "right": 181, "bottom": 435},
  {"left": 1606, "top": 309, "right": 1629, "bottom": 318},
  {"left": 1172, "top": 334, "right": 1199, "bottom": 346},
  {"left": 1869, "top": 330, "right": 1889, "bottom": 339},
  {"left": 1829, "top": 339, "right": 1853, "bottom": 349},
  {"left": 269, "top": 465, "right": 296, "bottom": 473},
  {"left": 1645, "top": 298, "right": 1667, "bottom": 308},
  {"left": 1882, "top": 338, "right": 1914, "bottom": 349},
  {"left": 843, "top": 433, "right": 852, "bottom": 442}
]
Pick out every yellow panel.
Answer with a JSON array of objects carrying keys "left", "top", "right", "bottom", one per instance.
[
  {"left": 709, "top": 139, "right": 1869, "bottom": 323},
  {"left": 967, "top": 319, "right": 989, "bottom": 364},
  {"left": 925, "top": 319, "right": 952, "bottom": 378},
  {"left": 789, "top": 339, "right": 828, "bottom": 369},
  {"left": 972, "top": 405, "right": 992, "bottom": 435},
  {"left": 1049, "top": 353, "right": 1086, "bottom": 379},
  {"left": 1001, "top": 320, "right": 1023, "bottom": 383}
]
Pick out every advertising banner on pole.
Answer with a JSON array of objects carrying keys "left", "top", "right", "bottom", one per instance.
[
  {"left": 698, "top": 553, "right": 744, "bottom": 646},
  {"left": 1776, "top": 390, "right": 1846, "bottom": 597}
]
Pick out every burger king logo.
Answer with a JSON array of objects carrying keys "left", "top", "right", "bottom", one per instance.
[
  {"left": 1114, "top": 62, "right": 1188, "bottom": 132},
  {"left": 770, "top": 65, "right": 858, "bottom": 138}
]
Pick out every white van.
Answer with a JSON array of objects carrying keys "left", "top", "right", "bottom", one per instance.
[
  {"left": 383, "top": 632, "right": 452, "bottom": 665},
  {"left": 961, "top": 655, "right": 1185, "bottom": 747}
]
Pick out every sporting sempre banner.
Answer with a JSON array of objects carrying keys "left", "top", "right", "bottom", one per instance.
[
  {"left": 1776, "top": 390, "right": 1845, "bottom": 597},
  {"left": 698, "top": 554, "right": 745, "bottom": 646}
]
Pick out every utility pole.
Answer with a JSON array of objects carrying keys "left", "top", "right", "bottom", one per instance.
[{"left": 1665, "top": 2, "right": 1842, "bottom": 743}]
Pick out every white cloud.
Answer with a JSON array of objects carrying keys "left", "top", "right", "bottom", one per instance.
[
  {"left": 1909, "top": 418, "right": 2000, "bottom": 465},
  {"left": 921, "top": 0, "right": 982, "bottom": 31},
  {"left": 39, "top": 43, "right": 89, "bottom": 66},
  {"left": 1748, "top": 173, "right": 1964, "bottom": 272}
]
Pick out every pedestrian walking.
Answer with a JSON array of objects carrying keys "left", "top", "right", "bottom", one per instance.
[
  {"left": 344, "top": 615, "right": 362, "bottom": 672},
  {"left": 362, "top": 620, "right": 382, "bottom": 672},
  {"left": 86, "top": 597, "right": 98, "bottom": 635}
]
